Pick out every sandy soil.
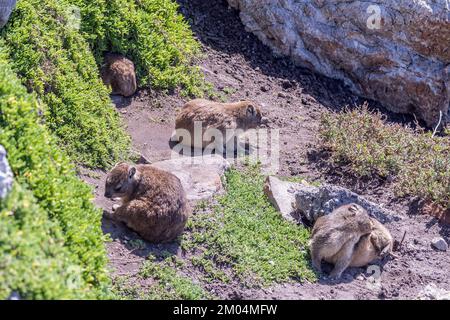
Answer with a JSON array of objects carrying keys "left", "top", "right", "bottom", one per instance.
[{"left": 79, "top": 0, "right": 449, "bottom": 300}]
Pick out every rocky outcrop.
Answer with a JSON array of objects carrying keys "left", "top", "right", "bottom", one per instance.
[
  {"left": 0, "top": 0, "right": 16, "bottom": 28},
  {"left": 227, "top": 0, "right": 450, "bottom": 127},
  {"left": 151, "top": 155, "right": 230, "bottom": 201},
  {"left": 0, "top": 145, "right": 13, "bottom": 199},
  {"left": 294, "top": 184, "right": 399, "bottom": 224}
]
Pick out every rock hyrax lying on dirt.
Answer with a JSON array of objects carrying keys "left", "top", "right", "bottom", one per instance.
[
  {"left": 101, "top": 53, "right": 137, "bottom": 97},
  {"left": 309, "top": 203, "right": 373, "bottom": 279},
  {"left": 174, "top": 99, "right": 262, "bottom": 149},
  {"left": 104, "top": 162, "right": 190, "bottom": 243}
]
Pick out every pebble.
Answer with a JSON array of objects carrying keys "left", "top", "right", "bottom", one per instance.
[{"left": 431, "top": 237, "right": 448, "bottom": 252}]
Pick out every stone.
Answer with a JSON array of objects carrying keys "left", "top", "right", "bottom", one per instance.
[
  {"left": 227, "top": 0, "right": 450, "bottom": 127},
  {"left": 417, "top": 283, "right": 450, "bottom": 300},
  {"left": 0, "top": 0, "right": 16, "bottom": 28},
  {"left": 431, "top": 237, "right": 448, "bottom": 252},
  {"left": 0, "top": 145, "right": 13, "bottom": 199},
  {"left": 151, "top": 155, "right": 230, "bottom": 201},
  {"left": 294, "top": 184, "right": 399, "bottom": 224},
  {"left": 101, "top": 53, "right": 137, "bottom": 97},
  {"left": 263, "top": 176, "right": 304, "bottom": 223}
]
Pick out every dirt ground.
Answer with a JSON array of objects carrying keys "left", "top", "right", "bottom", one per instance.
[{"left": 80, "top": 0, "right": 449, "bottom": 300}]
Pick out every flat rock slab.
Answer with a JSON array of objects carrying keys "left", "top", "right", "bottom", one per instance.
[{"left": 151, "top": 155, "right": 230, "bottom": 202}]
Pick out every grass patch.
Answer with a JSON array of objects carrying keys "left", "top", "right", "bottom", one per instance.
[
  {"left": 112, "top": 257, "right": 210, "bottom": 300},
  {"left": 68, "top": 0, "right": 209, "bottom": 96},
  {"left": 319, "top": 105, "right": 450, "bottom": 209},
  {"left": 0, "top": 49, "right": 110, "bottom": 299},
  {"left": 1, "top": 0, "right": 130, "bottom": 168},
  {"left": 184, "top": 164, "right": 315, "bottom": 286}
]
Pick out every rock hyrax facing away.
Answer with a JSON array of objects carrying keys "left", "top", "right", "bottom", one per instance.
[
  {"left": 174, "top": 99, "right": 262, "bottom": 149},
  {"left": 104, "top": 162, "right": 190, "bottom": 243},
  {"left": 310, "top": 203, "right": 373, "bottom": 278},
  {"left": 101, "top": 53, "right": 137, "bottom": 97}
]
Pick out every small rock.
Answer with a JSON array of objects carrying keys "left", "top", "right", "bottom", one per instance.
[
  {"left": 260, "top": 85, "right": 269, "bottom": 92},
  {"left": 137, "top": 154, "right": 151, "bottom": 165},
  {"left": 418, "top": 283, "right": 450, "bottom": 300},
  {"left": 431, "top": 237, "right": 448, "bottom": 252},
  {"left": 263, "top": 176, "right": 302, "bottom": 223}
]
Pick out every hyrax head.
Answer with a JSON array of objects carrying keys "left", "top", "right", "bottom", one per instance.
[
  {"left": 104, "top": 162, "right": 139, "bottom": 199},
  {"left": 236, "top": 100, "right": 262, "bottom": 130},
  {"left": 341, "top": 203, "right": 373, "bottom": 234}
]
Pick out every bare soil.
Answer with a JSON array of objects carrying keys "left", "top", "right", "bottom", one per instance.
[{"left": 80, "top": 0, "right": 449, "bottom": 300}]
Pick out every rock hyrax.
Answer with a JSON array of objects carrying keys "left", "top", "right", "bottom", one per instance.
[
  {"left": 310, "top": 203, "right": 373, "bottom": 278},
  {"left": 349, "top": 218, "right": 393, "bottom": 267},
  {"left": 101, "top": 53, "right": 137, "bottom": 97},
  {"left": 104, "top": 162, "right": 190, "bottom": 243},
  {"left": 174, "top": 99, "right": 262, "bottom": 149}
]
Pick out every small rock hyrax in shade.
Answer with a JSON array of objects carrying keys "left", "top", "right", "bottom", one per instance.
[
  {"left": 101, "top": 53, "right": 137, "bottom": 97},
  {"left": 174, "top": 99, "right": 262, "bottom": 149},
  {"left": 104, "top": 162, "right": 190, "bottom": 243},
  {"left": 309, "top": 203, "right": 374, "bottom": 279}
]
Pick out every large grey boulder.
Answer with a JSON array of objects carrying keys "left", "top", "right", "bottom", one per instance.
[
  {"left": 0, "top": 0, "right": 17, "bottom": 28},
  {"left": 151, "top": 155, "right": 230, "bottom": 201},
  {"left": 294, "top": 184, "right": 400, "bottom": 224},
  {"left": 0, "top": 145, "right": 13, "bottom": 199},
  {"left": 227, "top": 0, "right": 450, "bottom": 127}
]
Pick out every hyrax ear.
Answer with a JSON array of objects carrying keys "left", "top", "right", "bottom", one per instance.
[
  {"left": 246, "top": 104, "right": 256, "bottom": 117},
  {"left": 128, "top": 166, "right": 137, "bottom": 179}
]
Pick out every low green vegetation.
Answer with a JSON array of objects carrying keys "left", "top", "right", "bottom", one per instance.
[
  {"left": 0, "top": 49, "right": 110, "bottom": 299},
  {"left": 319, "top": 105, "right": 450, "bottom": 209},
  {"left": 183, "top": 165, "right": 315, "bottom": 286},
  {"left": 68, "top": 0, "right": 208, "bottom": 96},
  {"left": 112, "top": 256, "right": 210, "bottom": 300},
  {"left": 1, "top": 0, "right": 130, "bottom": 168}
]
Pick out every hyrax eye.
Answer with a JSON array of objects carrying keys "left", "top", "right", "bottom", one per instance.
[{"left": 114, "top": 185, "right": 122, "bottom": 191}]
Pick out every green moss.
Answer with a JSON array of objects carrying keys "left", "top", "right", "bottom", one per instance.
[
  {"left": 68, "top": 0, "right": 209, "bottom": 96},
  {"left": 184, "top": 165, "right": 315, "bottom": 286},
  {"left": 0, "top": 49, "right": 110, "bottom": 298},
  {"left": 1, "top": 0, "right": 130, "bottom": 168}
]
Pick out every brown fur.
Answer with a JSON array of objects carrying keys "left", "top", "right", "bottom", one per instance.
[
  {"left": 349, "top": 218, "right": 393, "bottom": 267},
  {"left": 310, "top": 203, "right": 373, "bottom": 278},
  {"left": 101, "top": 53, "right": 137, "bottom": 97},
  {"left": 104, "top": 162, "right": 190, "bottom": 243},
  {"left": 175, "top": 99, "right": 262, "bottom": 148}
]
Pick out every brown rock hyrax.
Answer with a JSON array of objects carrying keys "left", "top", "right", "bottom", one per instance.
[
  {"left": 104, "top": 162, "right": 190, "bottom": 243},
  {"left": 349, "top": 218, "right": 393, "bottom": 267},
  {"left": 174, "top": 99, "right": 262, "bottom": 149},
  {"left": 310, "top": 203, "right": 373, "bottom": 278},
  {"left": 101, "top": 53, "right": 137, "bottom": 97}
]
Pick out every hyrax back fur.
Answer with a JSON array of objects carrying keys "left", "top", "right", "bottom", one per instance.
[
  {"left": 175, "top": 99, "right": 262, "bottom": 149},
  {"left": 104, "top": 162, "right": 190, "bottom": 243},
  {"left": 101, "top": 53, "right": 137, "bottom": 97},
  {"left": 310, "top": 203, "right": 373, "bottom": 278}
]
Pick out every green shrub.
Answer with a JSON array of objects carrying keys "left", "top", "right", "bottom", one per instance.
[
  {"left": 0, "top": 49, "right": 110, "bottom": 298},
  {"left": 319, "top": 105, "right": 450, "bottom": 209},
  {"left": 68, "top": 0, "right": 207, "bottom": 96},
  {"left": 1, "top": 0, "right": 130, "bottom": 168}
]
